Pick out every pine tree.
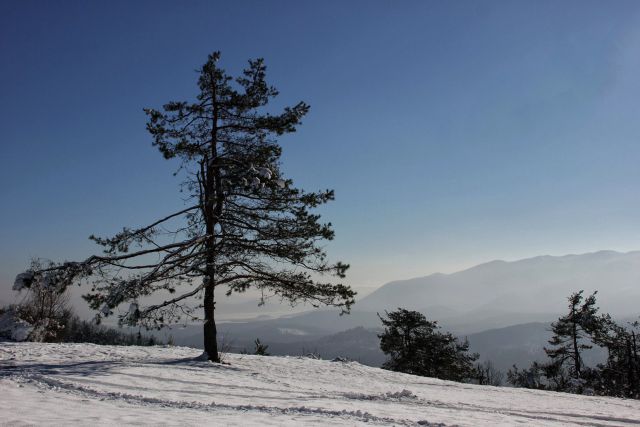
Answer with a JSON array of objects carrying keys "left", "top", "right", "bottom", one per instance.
[
  {"left": 13, "top": 52, "right": 355, "bottom": 362},
  {"left": 544, "top": 291, "right": 600, "bottom": 385},
  {"left": 510, "top": 294, "right": 640, "bottom": 399},
  {"left": 592, "top": 316, "right": 640, "bottom": 398},
  {"left": 253, "top": 338, "right": 269, "bottom": 356},
  {"left": 378, "top": 308, "right": 478, "bottom": 381}
]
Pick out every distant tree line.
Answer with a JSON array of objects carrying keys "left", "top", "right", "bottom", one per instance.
[
  {"left": 378, "top": 297, "right": 639, "bottom": 399},
  {"left": 2, "top": 277, "right": 158, "bottom": 346}
]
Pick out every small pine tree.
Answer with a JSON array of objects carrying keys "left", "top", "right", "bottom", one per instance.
[
  {"left": 378, "top": 308, "right": 478, "bottom": 381},
  {"left": 544, "top": 291, "right": 600, "bottom": 384},
  {"left": 254, "top": 338, "right": 269, "bottom": 356}
]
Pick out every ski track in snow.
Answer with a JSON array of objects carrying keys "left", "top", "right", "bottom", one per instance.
[{"left": 1, "top": 342, "right": 640, "bottom": 426}]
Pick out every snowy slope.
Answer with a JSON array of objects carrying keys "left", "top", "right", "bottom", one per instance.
[{"left": 1, "top": 342, "right": 639, "bottom": 426}]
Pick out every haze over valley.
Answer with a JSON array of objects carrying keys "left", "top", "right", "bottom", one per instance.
[{"left": 132, "top": 250, "right": 637, "bottom": 371}]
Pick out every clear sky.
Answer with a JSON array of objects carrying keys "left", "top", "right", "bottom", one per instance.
[{"left": 2, "top": 0, "right": 640, "bottom": 303}]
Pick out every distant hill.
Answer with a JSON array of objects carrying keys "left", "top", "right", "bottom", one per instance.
[
  {"left": 357, "top": 250, "right": 640, "bottom": 317},
  {"left": 188, "top": 250, "right": 640, "bottom": 339},
  {"left": 162, "top": 321, "right": 607, "bottom": 372}
]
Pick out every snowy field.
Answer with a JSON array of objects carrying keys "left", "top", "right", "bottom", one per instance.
[{"left": 1, "top": 342, "right": 639, "bottom": 426}]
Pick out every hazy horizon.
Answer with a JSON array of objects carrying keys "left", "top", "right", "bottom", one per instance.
[{"left": 3, "top": 248, "right": 638, "bottom": 322}]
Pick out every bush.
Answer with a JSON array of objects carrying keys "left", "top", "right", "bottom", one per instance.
[
  {"left": 473, "top": 360, "right": 504, "bottom": 386},
  {"left": 7, "top": 269, "right": 158, "bottom": 346},
  {"left": 63, "top": 315, "right": 158, "bottom": 346},
  {"left": 14, "top": 272, "right": 72, "bottom": 342}
]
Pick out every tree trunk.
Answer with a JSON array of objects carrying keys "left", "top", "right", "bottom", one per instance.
[
  {"left": 633, "top": 331, "right": 639, "bottom": 396},
  {"left": 571, "top": 309, "right": 581, "bottom": 377},
  {"left": 203, "top": 280, "right": 219, "bottom": 362},
  {"left": 627, "top": 336, "right": 635, "bottom": 396},
  {"left": 202, "top": 183, "right": 219, "bottom": 362},
  {"left": 202, "top": 68, "right": 221, "bottom": 363}
]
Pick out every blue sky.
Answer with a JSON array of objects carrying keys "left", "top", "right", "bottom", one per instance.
[{"left": 2, "top": 0, "right": 640, "bottom": 299}]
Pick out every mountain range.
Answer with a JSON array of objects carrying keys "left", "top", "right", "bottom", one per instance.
[{"left": 356, "top": 249, "right": 640, "bottom": 317}]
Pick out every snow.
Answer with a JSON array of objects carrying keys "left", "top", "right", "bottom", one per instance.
[
  {"left": 1, "top": 342, "right": 639, "bottom": 426},
  {"left": 0, "top": 311, "right": 32, "bottom": 341},
  {"left": 257, "top": 167, "right": 272, "bottom": 180}
]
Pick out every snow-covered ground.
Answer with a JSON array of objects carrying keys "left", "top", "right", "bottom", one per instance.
[{"left": 1, "top": 342, "right": 639, "bottom": 426}]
